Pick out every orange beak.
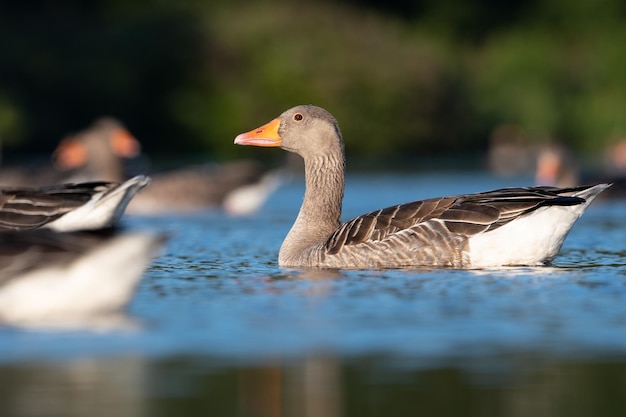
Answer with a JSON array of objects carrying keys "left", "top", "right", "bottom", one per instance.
[
  {"left": 234, "top": 118, "right": 282, "bottom": 147},
  {"left": 111, "top": 128, "right": 141, "bottom": 158},
  {"left": 535, "top": 150, "right": 560, "bottom": 186},
  {"left": 53, "top": 138, "right": 87, "bottom": 169}
]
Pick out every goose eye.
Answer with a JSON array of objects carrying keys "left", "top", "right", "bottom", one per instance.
[{"left": 293, "top": 113, "right": 303, "bottom": 121}]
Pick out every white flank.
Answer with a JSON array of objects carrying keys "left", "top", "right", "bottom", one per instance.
[
  {"left": 47, "top": 176, "right": 150, "bottom": 232},
  {"left": 223, "top": 170, "right": 283, "bottom": 216},
  {"left": 468, "top": 183, "right": 610, "bottom": 267},
  {"left": 0, "top": 232, "right": 163, "bottom": 324}
]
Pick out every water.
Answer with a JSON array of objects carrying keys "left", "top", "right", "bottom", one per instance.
[{"left": 1, "top": 172, "right": 626, "bottom": 416}]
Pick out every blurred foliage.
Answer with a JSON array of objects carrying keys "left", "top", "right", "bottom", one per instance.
[
  {"left": 184, "top": 2, "right": 468, "bottom": 157},
  {"left": 0, "top": 0, "right": 205, "bottom": 155},
  {"left": 469, "top": 0, "right": 626, "bottom": 152},
  {"left": 0, "top": 0, "right": 625, "bottom": 161}
]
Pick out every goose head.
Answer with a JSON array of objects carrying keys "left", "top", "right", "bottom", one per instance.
[{"left": 234, "top": 105, "right": 344, "bottom": 160}]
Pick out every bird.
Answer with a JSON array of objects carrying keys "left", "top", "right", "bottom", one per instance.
[
  {"left": 223, "top": 169, "right": 284, "bottom": 216},
  {"left": 0, "top": 117, "right": 140, "bottom": 187},
  {"left": 124, "top": 160, "right": 275, "bottom": 215},
  {"left": 0, "top": 175, "right": 150, "bottom": 232},
  {"left": 52, "top": 116, "right": 141, "bottom": 183},
  {"left": 0, "top": 228, "right": 164, "bottom": 325},
  {"left": 535, "top": 143, "right": 626, "bottom": 199},
  {"left": 234, "top": 104, "right": 610, "bottom": 269},
  {"left": 53, "top": 118, "right": 280, "bottom": 215}
]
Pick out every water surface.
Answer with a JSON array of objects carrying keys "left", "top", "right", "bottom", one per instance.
[{"left": 1, "top": 172, "right": 625, "bottom": 416}]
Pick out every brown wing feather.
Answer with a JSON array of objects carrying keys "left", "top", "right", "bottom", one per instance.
[
  {"left": 324, "top": 186, "right": 587, "bottom": 255},
  {"left": 0, "top": 182, "right": 115, "bottom": 231}
]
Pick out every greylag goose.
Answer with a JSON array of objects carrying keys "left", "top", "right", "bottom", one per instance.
[
  {"left": 0, "top": 229, "right": 164, "bottom": 324},
  {"left": 535, "top": 143, "right": 626, "bottom": 199},
  {"left": 0, "top": 117, "right": 140, "bottom": 187},
  {"left": 53, "top": 117, "right": 141, "bottom": 183},
  {"left": 235, "top": 105, "right": 610, "bottom": 269},
  {"left": 53, "top": 119, "right": 280, "bottom": 215},
  {"left": 0, "top": 175, "right": 149, "bottom": 232},
  {"left": 223, "top": 169, "right": 284, "bottom": 216},
  {"left": 125, "top": 160, "right": 275, "bottom": 215}
]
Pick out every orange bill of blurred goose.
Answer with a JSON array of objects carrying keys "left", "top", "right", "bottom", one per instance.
[
  {"left": 235, "top": 104, "right": 610, "bottom": 269},
  {"left": 0, "top": 228, "right": 164, "bottom": 325},
  {"left": 0, "top": 175, "right": 150, "bottom": 232}
]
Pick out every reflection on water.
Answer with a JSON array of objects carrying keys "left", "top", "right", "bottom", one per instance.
[
  {"left": 238, "top": 355, "right": 343, "bottom": 417},
  {"left": 0, "top": 357, "right": 148, "bottom": 417},
  {"left": 2, "top": 354, "right": 626, "bottom": 417},
  {"left": 0, "top": 172, "right": 625, "bottom": 416}
]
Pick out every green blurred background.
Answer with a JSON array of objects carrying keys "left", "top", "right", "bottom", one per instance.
[{"left": 1, "top": 0, "right": 625, "bottom": 162}]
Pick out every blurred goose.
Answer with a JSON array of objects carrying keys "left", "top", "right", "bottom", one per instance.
[
  {"left": 0, "top": 175, "right": 149, "bottom": 232},
  {"left": 223, "top": 169, "right": 284, "bottom": 216},
  {"left": 235, "top": 105, "right": 609, "bottom": 269},
  {"left": 0, "top": 229, "right": 164, "bottom": 324},
  {"left": 0, "top": 117, "right": 140, "bottom": 187},
  {"left": 54, "top": 119, "right": 280, "bottom": 215},
  {"left": 53, "top": 117, "right": 141, "bottom": 183},
  {"left": 125, "top": 160, "right": 275, "bottom": 215},
  {"left": 535, "top": 143, "right": 626, "bottom": 199}
]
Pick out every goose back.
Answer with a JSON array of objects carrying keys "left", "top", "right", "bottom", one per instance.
[{"left": 303, "top": 185, "right": 605, "bottom": 269}]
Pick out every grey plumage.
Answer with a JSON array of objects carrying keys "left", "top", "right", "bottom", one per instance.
[
  {"left": 235, "top": 104, "right": 609, "bottom": 269},
  {"left": 0, "top": 229, "right": 124, "bottom": 280},
  {"left": 0, "top": 176, "right": 149, "bottom": 231},
  {"left": 0, "top": 182, "right": 112, "bottom": 230},
  {"left": 319, "top": 185, "right": 597, "bottom": 268}
]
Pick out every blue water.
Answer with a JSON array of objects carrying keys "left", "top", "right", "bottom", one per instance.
[{"left": 1, "top": 172, "right": 625, "bottom": 416}]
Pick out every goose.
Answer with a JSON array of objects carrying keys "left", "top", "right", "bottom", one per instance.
[
  {"left": 235, "top": 105, "right": 610, "bottom": 269},
  {"left": 0, "top": 228, "right": 164, "bottom": 324},
  {"left": 535, "top": 143, "right": 626, "bottom": 199},
  {"left": 53, "top": 117, "right": 141, "bottom": 183},
  {"left": 124, "top": 160, "right": 275, "bottom": 215},
  {"left": 53, "top": 119, "right": 280, "bottom": 215},
  {"left": 223, "top": 169, "right": 284, "bottom": 216},
  {"left": 0, "top": 175, "right": 150, "bottom": 232},
  {"left": 0, "top": 117, "right": 140, "bottom": 187}
]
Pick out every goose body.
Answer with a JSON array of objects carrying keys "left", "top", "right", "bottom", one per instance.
[
  {"left": 0, "top": 229, "right": 164, "bottom": 323},
  {"left": 235, "top": 105, "right": 609, "bottom": 269},
  {"left": 0, "top": 175, "right": 149, "bottom": 232},
  {"left": 125, "top": 161, "right": 272, "bottom": 215},
  {"left": 223, "top": 169, "right": 284, "bottom": 216}
]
